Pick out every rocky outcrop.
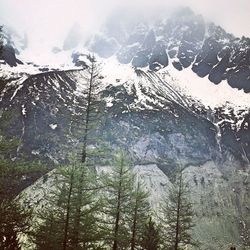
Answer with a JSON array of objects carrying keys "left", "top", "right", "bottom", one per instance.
[
  {"left": 0, "top": 26, "right": 24, "bottom": 67},
  {"left": 0, "top": 44, "right": 23, "bottom": 67}
]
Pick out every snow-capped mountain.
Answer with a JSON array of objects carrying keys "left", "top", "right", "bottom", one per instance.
[
  {"left": 87, "top": 7, "right": 250, "bottom": 93},
  {"left": 1, "top": 62, "right": 249, "bottom": 165},
  {"left": 0, "top": 7, "right": 250, "bottom": 249}
]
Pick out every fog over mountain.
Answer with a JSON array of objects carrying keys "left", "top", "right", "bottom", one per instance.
[
  {"left": 0, "top": 0, "right": 250, "bottom": 61},
  {"left": 0, "top": 1, "right": 250, "bottom": 249}
]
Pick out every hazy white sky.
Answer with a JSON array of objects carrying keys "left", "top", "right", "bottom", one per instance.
[{"left": 0, "top": 0, "right": 249, "bottom": 49}]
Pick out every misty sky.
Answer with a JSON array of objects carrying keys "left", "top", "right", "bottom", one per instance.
[{"left": 0, "top": 0, "right": 249, "bottom": 50}]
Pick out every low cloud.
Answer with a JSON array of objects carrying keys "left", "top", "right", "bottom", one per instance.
[{"left": 0, "top": 0, "right": 249, "bottom": 51}]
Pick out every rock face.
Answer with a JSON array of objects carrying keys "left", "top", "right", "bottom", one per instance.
[
  {"left": 89, "top": 8, "right": 250, "bottom": 92},
  {"left": 0, "top": 44, "right": 23, "bottom": 67},
  {"left": 0, "top": 26, "right": 24, "bottom": 67}
]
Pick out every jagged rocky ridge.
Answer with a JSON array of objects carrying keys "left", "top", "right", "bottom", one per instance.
[{"left": 85, "top": 8, "right": 250, "bottom": 92}]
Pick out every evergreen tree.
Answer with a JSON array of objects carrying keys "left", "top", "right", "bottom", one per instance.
[
  {"left": 0, "top": 198, "right": 31, "bottom": 250},
  {"left": 30, "top": 163, "right": 102, "bottom": 250},
  {"left": 0, "top": 160, "right": 33, "bottom": 250},
  {"left": 30, "top": 55, "right": 105, "bottom": 249},
  {"left": 100, "top": 151, "right": 134, "bottom": 250},
  {"left": 161, "top": 171, "right": 196, "bottom": 250},
  {"left": 100, "top": 151, "right": 151, "bottom": 250},
  {"left": 0, "top": 113, "right": 37, "bottom": 249},
  {"left": 141, "top": 217, "right": 161, "bottom": 250},
  {"left": 130, "top": 181, "right": 151, "bottom": 250},
  {"left": 73, "top": 54, "right": 107, "bottom": 247},
  {"left": 73, "top": 54, "right": 103, "bottom": 164},
  {"left": 31, "top": 210, "right": 63, "bottom": 250}
]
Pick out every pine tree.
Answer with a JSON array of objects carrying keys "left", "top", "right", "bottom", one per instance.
[
  {"left": 29, "top": 210, "right": 63, "bottom": 250},
  {"left": 130, "top": 181, "right": 151, "bottom": 250},
  {"left": 161, "top": 170, "right": 196, "bottom": 250},
  {"left": 30, "top": 163, "right": 102, "bottom": 250},
  {"left": 0, "top": 198, "right": 31, "bottom": 250},
  {"left": 72, "top": 54, "right": 103, "bottom": 165},
  {"left": 100, "top": 151, "right": 134, "bottom": 250},
  {"left": 100, "top": 151, "right": 151, "bottom": 250},
  {"left": 69, "top": 54, "right": 105, "bottom": 247},
  {"left": 0, "top": 146, "right": 43, "bottom": 249},
  {"left": 0, "top": 113, "right": 34, "bottom": 249},
  {"left": 141, "top": 217, "right": 161, "bottom": 250},
  {"left": 30, "top": 55, "right": 105, "bottom": 249}
]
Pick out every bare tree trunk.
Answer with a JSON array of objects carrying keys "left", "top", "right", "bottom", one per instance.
[
  {"left": 131, "top": 211, "right": 137, "bottom": 250},
  {"left": 112, "top": 195, "right": 121, "bottom": 250},
  {"left": 174, "top": 173, "right": 182, "bottom": 250},
  {"left": 62, "top": 172, "right": 74, "bottom": 250},
  {"left": 113, "top": 161, "right": 124, "bottom": 250},
  {"left": 73, "top": 58, "right": 95, "bottom": 247},
  {"left": 81, "top": 61, "right": 94, "bottom": 164},
  {"left": 131, "top": 183, "right": 139, "bottom": 250}
]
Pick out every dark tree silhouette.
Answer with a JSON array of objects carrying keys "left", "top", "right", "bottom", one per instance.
[
  {"left": 130, "top": 181, "right": 151, "bottom": 250},
  {"left": 161, "top": 171, "right": 196, "bottom": 250},
  {"left": 79, "top": 55, "right": 103, "bottom": 164},
  {"left": 30, "top": 163, "right": 102, "bottom": 250},
  {"left": 141, "top": 217, "right": 161, "bottom": 250}
]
